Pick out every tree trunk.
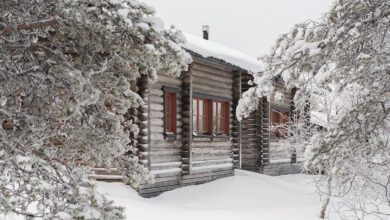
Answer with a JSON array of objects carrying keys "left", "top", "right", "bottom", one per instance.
[{"left": 320, "top": 157, "right": 335, "bottom": 219}]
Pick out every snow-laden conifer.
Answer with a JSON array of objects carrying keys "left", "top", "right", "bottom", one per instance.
[
  {"left": 0, "top": 0, "right": 191, "bottom": 218},
  {"left": 237, "top": 0, "right": 390, "bottom": 218}
]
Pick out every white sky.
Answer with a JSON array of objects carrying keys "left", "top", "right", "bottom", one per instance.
[{"left": 142, "top": 0, "right": 334, "bottom": 58}]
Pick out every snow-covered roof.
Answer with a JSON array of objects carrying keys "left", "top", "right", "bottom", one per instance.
[{"left": 183, "top": 33, "right": 262, "bottom": 73}]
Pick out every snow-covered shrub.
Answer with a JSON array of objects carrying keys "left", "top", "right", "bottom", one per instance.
[
  {"left": 0, "top": 0, "right": 191, "bottom": 218},
  {"left": 237, "top": 0, "right": 390, "bottom": 218}
]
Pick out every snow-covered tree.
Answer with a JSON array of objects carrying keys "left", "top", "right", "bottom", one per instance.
[
  {"left": 0, "top": 0, "right": 191, "bottom": 219},
  {"left": 237, "top": 0, "right": 389, "bottom": 218}
]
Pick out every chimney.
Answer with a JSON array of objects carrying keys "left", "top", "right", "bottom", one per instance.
[{"left": 202, "top": 25, "right": 209, "bottom": 40}]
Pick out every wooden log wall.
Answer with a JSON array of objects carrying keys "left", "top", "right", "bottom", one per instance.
[
  {"left": 262, "top": 162, "right": 302, "bottom": 176},
  {"left": 188, "top": 62, "right": 234, "bottom": 177},
  {"left": 91, "top": 76, "right": 150, "bottom": 181},
  {"left": 138, "top": 71, "right": 184, "bottom": 197},
  {"left": 231, "top": 71, "right": 242, "bottom": 168},
  {"left": 290, "top": 88, "right": 297, "bottom": 163},
  {"left": 138, "top": 60, "right": 236, "bottom": 197},
  {"left": 238, "top": 74, "right": 272, "bottom": 171},
  {"left": 240, "top": 73, "right": 260, "bottom": 171},
  {"left": 181, "top": 69, "right": 192, "bottom": 175},
  {"left": 261, "top": 80, "right": 303, "bottom": 176},
  {"left": 138, "top": 74, "right": 151, "bottom": 168},
  {"left": 268, "top": 80, "right": 294, "bottom": 164},
  {"left": 260, "top": 97, "right": 270, "bottom": 166}
]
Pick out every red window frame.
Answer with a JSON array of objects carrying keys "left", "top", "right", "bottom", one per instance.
[
  {"left": 192, "top": 97, "right": 212, "bottom": 134},
  {"left": 213, "top": 101, "right": 229, "bottom": 135},
  {"left": 271, "top": 109, "right": 289, "bottom": 137},
  {"left": 164, "top": 92, "right": 177, "bottom": 133}
]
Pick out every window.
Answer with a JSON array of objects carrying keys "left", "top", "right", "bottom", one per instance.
[
  {"left": 164, "top": 92, "right": 177, "bottom": 133},
  {"left": 192, "top": 97, "right": 212, "bottom": 134},
  {"left": 271, "top": 109, "right": 289, "bottom": 137},
  {"left": 192, "top": 97, "right": 230, "bottom": 136},
  {"left": 213, "top": 101, "right": 229, "bottom": 135}
]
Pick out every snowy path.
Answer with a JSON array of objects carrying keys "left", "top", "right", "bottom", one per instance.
[{"left": 97, "top": 170, "right": 323, "bottom": 220}]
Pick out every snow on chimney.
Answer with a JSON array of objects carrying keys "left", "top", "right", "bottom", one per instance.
[{"left": 202, "top": 25, "right": 209, "bottom": 40}]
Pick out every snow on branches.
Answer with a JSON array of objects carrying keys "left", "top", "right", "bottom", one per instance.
[
  {"left": 237, "top": 0, "right": 390, "bottom": 218},
  {"left": 0, "top": 0, "right": 191, "bottom": 219}
]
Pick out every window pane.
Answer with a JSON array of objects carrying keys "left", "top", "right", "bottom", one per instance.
[
  {"left": 199, "top": 99, "right": 203, "bottom": 117},
  {"left": 272, "top": 111, "right": 280, "bottom": 125},
  {"left": 271, "top": 109, "right": 290, "bottom": 137},
  {"left": 165, "top": 93, "right": 176, "bottom": 132},
  {"left": 193, "top": 98, "right": 197, "bottom": 115},
  {"left": 221, "top": 102, "right": 229, "bottom": 134},
  {"left": 213, "top": 102, "right": 217, "bottom": 120},
  {"left": 165, "top": 94, "right": 169, "bottom": 131},
  {"left": 222, "top": 102, "right": 230, "bottom": 134},
  {"left": 213, "top": 117, "right": 217, "bottom": 132},
  {"left": 165, "top": 95, "right": 169, "bottom": 114},
  {"left": 204, "top": 100, "right": 210, "bottom": 133},
  {"left": 218, "top": 117, "right": 223, "bottom": 133},
  {"left": 281, "top": 112, "right": 289, "bottom": 137},
  {"left": 199, "top": 115, "right": 204, "bottom": 131},
  {"left": 193, "top": 114, "right": 197, "bottom": 131},
  {"left": 212, "top": 101, "right": 217, "bottom": 133},
  {"left": 171, "top": 93, "right": 177, "bottom": 132},
  {"left": 193, "top": 98, "right": 197, "bottom": 132}
]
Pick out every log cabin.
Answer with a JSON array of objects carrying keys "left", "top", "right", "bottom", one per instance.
[
  {"left": 93, "top": 28, "right": 303, "bottom": 197},
  {"left": 241, "top": 78, "right": 304, "bottom": 176}
]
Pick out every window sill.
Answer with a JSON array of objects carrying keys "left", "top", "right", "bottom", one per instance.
[
  {"left": 193, "top": 132, "right": 211, "bottom": 137},
  {"left": 164, "top": 132, "right": 177, "bottom": 141},
  {"left": 192, "top": 133, "right": 230, "bottom": 142},
  {"left": 212, "top": 135, "right": 230, "bottom": 142}
]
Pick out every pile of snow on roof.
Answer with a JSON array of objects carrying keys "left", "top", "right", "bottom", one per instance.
[{"left": 183, "top": 33, "right": 262, "bottom": 73}]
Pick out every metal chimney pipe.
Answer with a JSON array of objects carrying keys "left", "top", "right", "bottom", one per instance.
[{"left": 202, "top": 25, "right": 209, "bottom": 40}]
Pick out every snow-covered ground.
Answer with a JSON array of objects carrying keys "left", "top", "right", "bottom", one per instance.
[
  {"left": 6, "top": 170, "right": 379, "bottom": 220},
  {"left": 97, "top": 170, "right": 325, "bottom": 220}
]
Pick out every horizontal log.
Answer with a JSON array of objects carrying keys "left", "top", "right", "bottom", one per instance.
[
  {"left": 150, "top": 155, "right": 181, "bottom": 164},
  {"left": 150, "top": 89, "right": 163, "bottom": 97},
  {"left": 150, "top": 103, "right": 164, "bottom": 111},
  {"left": 191, "top": 63, "right": 233, "bottom": 78},
  {"left": 149, "top": 96, "right": 164, "bottom": 104},
  {"left": 192, "top": 154, "right": 232, "bottom": 161},
  {"left": 192, "top": 84, "right": 232, "bottom": 99},
  {"left": 190, "top": 164, "right": 233, "bottom": 174},
  {"left": 191, "top": 142, "right": 233, "bottom": 148},
  {"left": 192, "top": 161, "right": 233, "bottom": 168},
  {"left": 192, "top": 69, "right": 233, "bottom": 84},
  {"left": 150, "top": 119, "right": 164, "bottom": 127},
  {"left": 183, "top": 169, "right": 234, "bottom": 180},
  {"left": 157, "top": 75, "right": 182, "bottom": 86},
  {"left": 241, "top": 158, "right": 258, "bottom": 166},
  {"left": 150, "top": 111, "right": 164, "bottom": 119},
  {"left": 192, "top": 75, "right": 232, "bottom": 90},
  {"left": 192, "top": 148, "right": 233, "bottom": 156},
  {"left": 150, "top": 126, "right": 164, "bottom": 134},
  {"left": 150, "top": 149, "right": 181, "bottom": 157},
  {"left": 150, "top": 141, "right": 182, "bottom": 149}
]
